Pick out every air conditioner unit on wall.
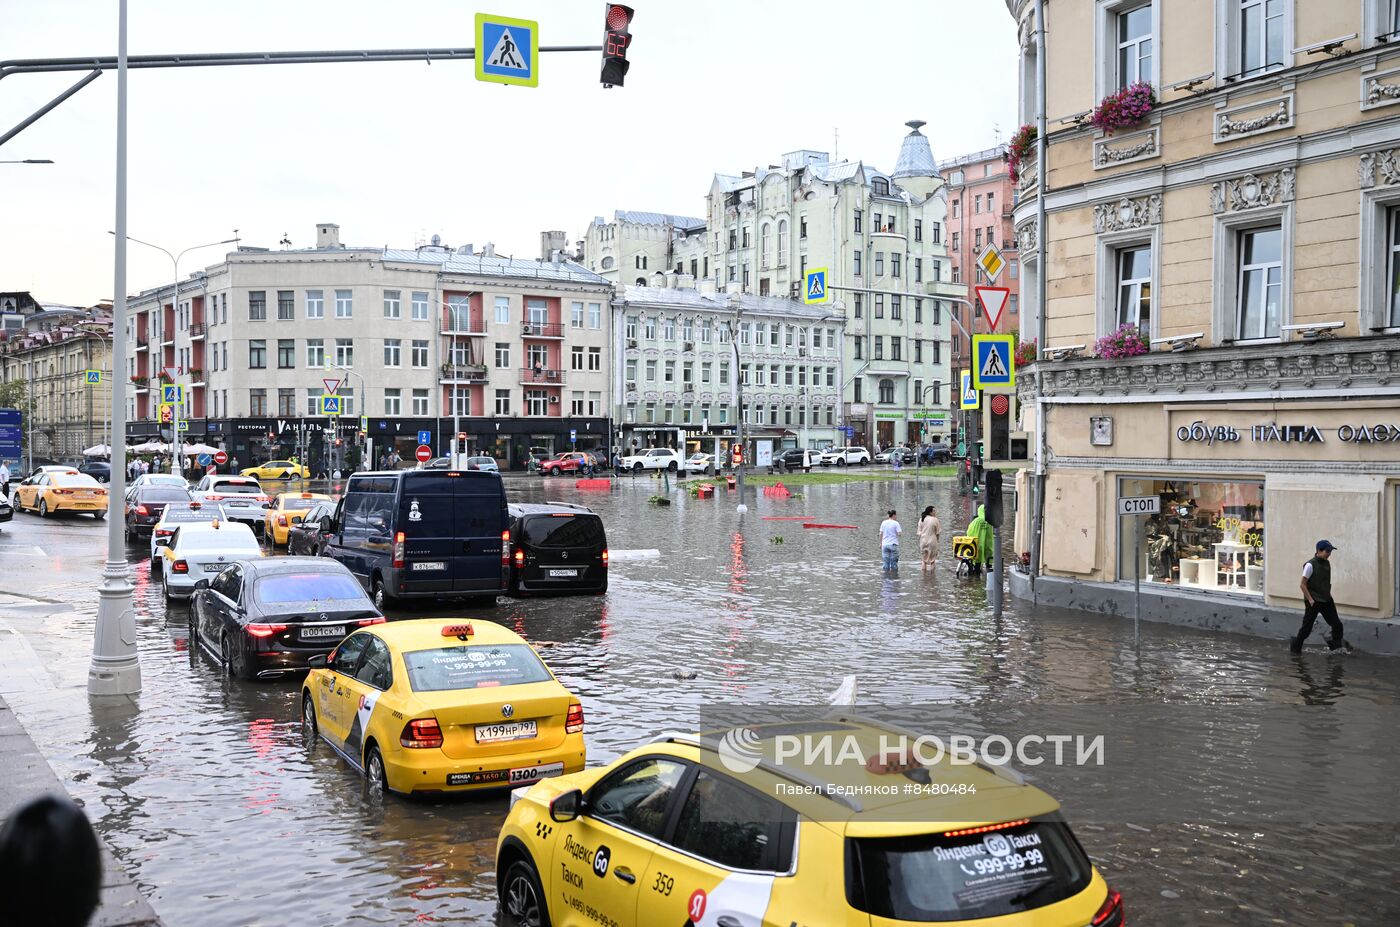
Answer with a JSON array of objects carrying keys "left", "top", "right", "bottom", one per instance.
[{"left": 549, "top": 396, "right": 560, "bottom": 404}]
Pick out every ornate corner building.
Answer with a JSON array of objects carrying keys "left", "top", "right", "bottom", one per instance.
[{"left": 1007, "top": 0, "right": 1400, "bottom": 650}]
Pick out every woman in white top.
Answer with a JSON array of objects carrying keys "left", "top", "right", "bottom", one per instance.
[{"left": 917, "top": 505, "right": 941, "bottom": 571}]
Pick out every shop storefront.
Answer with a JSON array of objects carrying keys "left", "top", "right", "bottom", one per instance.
[
  {"left": 456, "top": 417, "right": 612, "bottom": 470},
  {"left": 1117, "top": 477, "right": 1265, "bottom": 596}
]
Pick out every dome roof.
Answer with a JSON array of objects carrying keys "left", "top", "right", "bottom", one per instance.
[{"left": 893, "top": 120, "right": 939, "bottom": 179}]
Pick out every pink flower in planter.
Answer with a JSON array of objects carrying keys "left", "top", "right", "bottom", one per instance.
[
  {"left": 1094, "top": 323, "right": 1150, "bottom": 359},
  {"left": 1092, "top": 82, "right": 1156, "bottom": 135}
]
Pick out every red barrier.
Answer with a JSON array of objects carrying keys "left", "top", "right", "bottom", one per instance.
[
  {"left": 802, "top": 523, "right": 859, "bottom": 529},
  {"left": 762, "top": 482, "right": 792, "bottom": 498},
  {"left": 725, "top": 476, "right": 737, "bottom": 490},
  {"left": 697, "top": 484, "right": 715, "bottom": 498},
  {"left": 575, "top": 479, "right": 612, "bottom": 490}
]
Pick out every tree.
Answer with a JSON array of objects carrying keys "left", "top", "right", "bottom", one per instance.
[{"left": 0, "top": 377, "right": 25, "bottom": 411}]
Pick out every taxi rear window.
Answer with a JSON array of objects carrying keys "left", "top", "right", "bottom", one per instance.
[
  {"left": 280, "top": 498, "right": 318, "bottom": 511},
  {"left": 402, "top": 644, "right": 551, "bottom": 692},
  {"left": 845, "top": 817, "right": 1093, "bottom": 922}
]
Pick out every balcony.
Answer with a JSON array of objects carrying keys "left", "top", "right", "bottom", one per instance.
[
  {"left": 130, "top": 376, "right": 150, "bottom": 393},
  {"left": 160, "top": 336, "right": 174, "bottom": 348},
  {"left": 135, "top": 337, "right": 149, "bottom": 349},
  {"left": 440, "top": 322, "right": 486, "bottom": 337},
  {"left": 521, "top": 322, "right": 564, "bottom": 339},
  {"left": 189, "top": 322, "right": 206, "bottom": 340},
  {"left": 519, "top": 367, "right": 564, "bottom": 385},
  {"left": 188, "top": 369, "right": 205, "bottom": 386},
  {"left": 439, "top": 363, "right": 489, "bottom": 384}
]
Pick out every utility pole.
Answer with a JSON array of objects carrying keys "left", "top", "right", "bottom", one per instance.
[
  {"left": 1030, "top": 0, "right": 1050, "bottom": 596},
  {"left": 727, "top": 292, "right": 747, "bottom": 514}
]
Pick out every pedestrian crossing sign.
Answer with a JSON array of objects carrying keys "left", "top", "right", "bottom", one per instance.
[
  {"left": 162, "top": 384, "right": 183, "bottom": 404},
  {"left": 972, "top": 334, "right": 1016, "bottom": 390},
  {"left": 804, "top": 268, "right": 829, "bottom": 304},
  {"left": 84, "top": 369, "right": 101, "bottom": 385},
  {"left": 959, "top": 370, "right": 980, "bottom": 410},
  {"left": 320, "top": 395, "right": 342, "bottom": 416},
  {"left": 476, "top": 13, "right": 539, "bottom": 87}
]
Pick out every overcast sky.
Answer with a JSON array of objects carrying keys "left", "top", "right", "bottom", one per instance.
[{"left": 0, "top": 1, "right": 1018, "bottom": 305}]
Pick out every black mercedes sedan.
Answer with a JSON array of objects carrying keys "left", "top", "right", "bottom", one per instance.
[
  {"left": 190, "top": 557, "right": 384, "bottom": 680},
  {"left": 125, "top": 484, "right": 193, "bottom": 538}
]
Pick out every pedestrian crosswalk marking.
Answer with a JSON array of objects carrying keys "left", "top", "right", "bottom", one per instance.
[
  {"left": 486, "top": 28, "right": 527, "bottom": 70},
  {"left": 981, "top": 347, "right": 1007, "bottom": 379}
]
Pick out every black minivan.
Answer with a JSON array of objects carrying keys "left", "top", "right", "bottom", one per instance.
[
  {"left": 507, "top": 502, "right": 608, "bottom": 596},
  {"left": 322, "top": 470, "right": 509, "bottom": 609}
]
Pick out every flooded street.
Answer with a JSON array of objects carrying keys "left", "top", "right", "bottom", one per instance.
[{"left": 5, "top": 473, "right": 1399, "bottom": 926}]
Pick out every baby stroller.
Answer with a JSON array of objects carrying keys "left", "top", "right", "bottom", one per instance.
[{"left": 952, "top": 535, "right": 980, "bottom": 578}]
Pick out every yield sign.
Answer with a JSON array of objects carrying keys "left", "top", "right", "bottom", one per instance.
[
  {"left": 976, "top": 286, "right": 1011, "bottom": 332},
  {"left": 162, "top": 365, "right": 179, "bottom": 383},
  {"left": 322, "top": 378, "right": 342, "bottom": 395}
]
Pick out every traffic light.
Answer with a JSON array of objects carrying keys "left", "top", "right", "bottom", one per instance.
[
  {"left": 334, "top": 438, "right": 343, "bottom": 448},
  {"left": 600, "top": 4, "right": 634, "bottom": 87},
  {"left": 987, "top": 392, "right": 1012, "bottom": 460},
  {"left": 985, "top": 469, "right": 1003, "bottom": 527},
  {"left": 731, "top": 444, "right": 743, "bottom": 466},
  {"left": 457, "top": 432, "right": 468, "bottom": 453}
]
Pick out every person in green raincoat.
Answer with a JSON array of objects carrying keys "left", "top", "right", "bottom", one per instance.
[{"left": 965, "top": 504, "right": 994, "bottom": 575}]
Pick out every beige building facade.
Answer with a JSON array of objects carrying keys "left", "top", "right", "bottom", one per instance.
[
  {"left": 1008, "top": 0, "right": 1400, "bottom": 651},
  {"left": 1, "top": 317, "right": 114, "bottom": 465}
]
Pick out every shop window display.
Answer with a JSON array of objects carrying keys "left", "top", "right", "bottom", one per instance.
[{"left": 1118, "top": 478, "right": 1265, "bottom": 596}]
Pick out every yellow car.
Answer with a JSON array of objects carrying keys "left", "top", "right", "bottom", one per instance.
[
  {"left": 12, "top": 470, "right": 109, "bottom": 519},
  {"left": 496, "top": 718, "right": 1122, "bottom": 927},
  {"left": 240, "top": 459, "right": 309, "bottom": 481},
  {"left": 302, "top": 618, "right": 586, "bottom": 797},
  {"left": 265, "top": 491, "right": 332, "bottom": 546}
]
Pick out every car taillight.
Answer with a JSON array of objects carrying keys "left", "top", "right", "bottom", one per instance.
[
  {"left": 392, "top": 531, "right": 405, "bottom": 569},
  {"left": 172, "top": 559, "right": 189, "bottom": 574},
  {"left": 245, "top": 623, "right": 288, "bottom": 638},
  {"left": 601, "top": 548, "right": 609, "bottom": 568},
  {"left": 514, "top": 548, "right": 524, "bottom": 567},
  {"left": 52, "top": 489, "right": 70, "bottom": 495},
  {"left": 357, "top": 617, "right": 386, "bottom": 626},
  {"left": 155, "top": 528, "right": 172, "bottom": 536},
  {"left": 1092, "top": 888, "right": 1124, "bottom": 926},
  {"left": 136, "top": 504, "right": 149, "bottom": 515},
  {"left": 400, "top": 718, "right": 443, "bottom": 749},
  {"left": 501, "top": 529, "right": 511, "bottom": 565},
  {"left": 205, "top": 493, "right": 224, "bottom": 501},
  {"left": 565, "top": 703, "right": 584, "bottom": 734},
  {"left": 277, "top": 515, "right": 287, "bottom": 526}
]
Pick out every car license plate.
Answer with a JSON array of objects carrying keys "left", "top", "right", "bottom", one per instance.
[
  {"left": 475, "top": 720, "right": 537, "bottom": 743},
  {"left": 508, "top": 762, "right": 564, "bottom": 785},
  {"left": 412, "top": 561, "right": 445, "bottom": 571},
  {"left": 202, "top": 564, "right": 225, "bottom": 573},
  {"left": 301, "top": 625, "right": 345, "bottom": 639},
  {"left": 548, "top": 569, "right": 579, "bottom": 578}
]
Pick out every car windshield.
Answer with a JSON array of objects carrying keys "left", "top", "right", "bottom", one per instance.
[
  {"left": 254, "top": 572, "right": 366, "bottom": 604},
  {"left": 468, "top": 457, "right": 492, "bottom": 464},
  {"left": 149, "top": 475, "right": 186, "bottom": 484},
  {"left": 522, "top": 514, "right": 605, "bottom": 548},
  {"left": 402, "top": 644, "right": 551, "bottom": 692},
  {"left": 846, "top": 818, "right": 1092, "bottom": 922},
  {"left": 280, "top": 497, "right": 319, "bottom": 511},
  {"left": 139, "top": 488, "right": 191, "bottom": 502}
]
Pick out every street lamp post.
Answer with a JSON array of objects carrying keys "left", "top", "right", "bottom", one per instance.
[
  {"left": 108, "top": 231, "right": 236, "bottom": 477},
  {"left": 77, "top": 322, "right": 113, "bottom": 456},
  {"left": 724, "top": 293, "right": 747, "bottom": 514},
  {"left": 89, "top": 0, "right": 139, "bottom": 697}
]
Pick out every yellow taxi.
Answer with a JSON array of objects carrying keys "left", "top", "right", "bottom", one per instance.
[
  {"left": 495, "top": 718, "right": 1122, "bottom": 927},
  {"left": 240, "top": 459, "right": 310, "bottom": 481},
  {"left": 302, "top": 618, "right": 586, "bottom": 797},
  {"left": 13, "top": 470, "right": 109, "bottom": 519},
  {"left": 265, "top": 490, "right": 332, "bottom": 546}
]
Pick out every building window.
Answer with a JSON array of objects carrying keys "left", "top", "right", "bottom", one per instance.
[
  {"left": 495, "top": 343, "right": 510, "bottom": 368},
  {"left": 571, "top": 346, "right": 585, "bottom": 370},
  {"left": 306, "top": 290, "right": 324, "bottom": 319},
  {"left": 952, "top": 200, "right": 961, "bottom": 219},
  {"left": 277, "top": 290, "right": 294, "bottom": 320},
  {"left": 891, "top": 254, "right": 902, "bottom": 278},
  {"left": 306, "top": 387, "right": 321, "bottom": 416},
  {"left": 571, "top": 301, "right": 585, "bottom": 328},
  {"left": 248, "top": 339, "right": 266, "bottom": 368},
  {"left": 800, "top": 216, "right": 808, "bottom": 239},
  {"left": 1236, "top": 226, "right": 1283, "bottom": 340},
  {"left": 626, "top": 315, "right": 638, "bottom": 340},
  {"left": 526, "top": 390, "right": 550, "bottom": 416},
  {"left": 306, "top": 338, "right": 324, "bottom": 367},
  {"left": 1011, "top": 295, "right": 1020, "bottom": 315},
  {"left": 914, "top": 258, "right": 923, "bottom": 283},
  {"left": 645, "top": 316, "right": 657, "bottom": 339},
  {"left": 334, "top": 290, "right": 352, "bottom": 318},
  {"left": 854, "top": 294, "right": 863, "bottom": 319},
  {"left": 248, "top": 291, "right": 266, "bottom": 321},
  {"left": 974, "top": 194, "right": 983, "bottom": 214},
  {"left": 663, "top": 316, "right": 676, "bottom": 341},
  {"left": 589, "top": 347, "right": 602, "bottom": 371},
  {"left": 383, "top": 338, "right": 401, "bottom": 367},
  {"left": 249, "top": 388, "right": 267, "bottom": 416},
  {"left": 952, "top": 265, "right": 962, "bottom": 284},
  {"left": 277, "top": 339, "right": 295, "bottom": 368},
  {"left": 875, "top": 253, "right": 885, "bottom": 276},
  {"left": 383, "top": 290, "right": 401, "bottom": 319},
  {"left": 891, "top": 336, "right": 902, "bottom": 361},
  {"left": 412, "top": 389, "right": 429, "bottom": 415},
  {"left": 875, "top": 294, "right": 884, "bottom": 319},
  {"left": 1386, "top": 206, "right": 1400, "bottom": 328},
  {"left": 878, "top": 378, "right": 895, "bottom": 404},
  {"left": 915, "top": 339, "right": 923, "bottom": 363},
  {"left": 588, "top": 302, "right": 602, "bottom": 329},
  {"left": 645, "top": 359, "right": 657, "bottom": 381},
  {"left": 872, "top": 178, "right": 890, "bottom": 196},
  {"left": 874, "top": 336, "right": 884, "bottom": 360},
  {"left": 778, "top": 219, "right": 789, "bottom": 255},
  {"left": 571, "top": 391, "right": 585, "bottom": 415},
  {"left": 335, "top": 338, "right": 353, "bottom": 367},
  {"left": 494, "top": 296, "right": 510, "bottom": 324},
  {"left": 384, "top": 388, "right": 401, "bottom": 416},
  {"left": 664, "top": 360, "right": 675, "bottom": 383},
  {"left": 891, "top": 295, "right": 902, "bottom": 320},
  {"left": 411, "top": 339, "right": 429, "bottom": 368},
  {"left": 1117, "top": 477, "right": 1265, "bottom": 595},
  {"left": 495, "top": 389, "right": 511, "bottom": 415},
  {"left": 854, "top": 209, "right": 863, "bottom": 233},
  {"left": 853, "top": 251, "right": 862, "bottom": 276},
  {"left": 412, "top": 291, "right": 430, "bottom": 321},
  {"left": 951, "top": 232, "right": 960, "bottom": 251},
  {"left": 1116, "top": 245, "right": 1153, "bottom": 333}
]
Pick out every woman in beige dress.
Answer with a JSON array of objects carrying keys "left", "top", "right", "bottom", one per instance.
[{"left": 917, "top": 505, "right": 941, "bottom": 571}]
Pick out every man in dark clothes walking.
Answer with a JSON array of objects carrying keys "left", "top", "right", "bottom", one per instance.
[{"left": 1291, "top": 540, "right": 1352, "bottom": 653}]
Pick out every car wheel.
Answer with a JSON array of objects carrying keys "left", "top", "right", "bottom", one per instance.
[
  {"left": 38, "top": 499, "right": 48, "bottom": 517},
  {"left": 302, "top": 691, "right": 318, "bottom": 738},
  {"left": 500, "top": 857, "right": 550, "bottom": 927},
  {"left": 93, "top": 510, "right": 105, "bottom": 520},
  {"left": 162, "top": 574, "right": 173, "bottom": 603},
  {"left": 836, "top": 458, "right": 847, "bottom": 467},
  {"left": 668, "top": 461, "right": 678, "bottom": 472},
  {"left": 223, "top": 633, "right": 251, "bottom": 680},
  {"left": 365, "top": 743, "right": 388, "bottom": 797},
  {"left": 372, "top": 577, "right": 392, "bottom": 611},
  {"left": 632, "top": 462, "right": 643, "bottom": 473}
]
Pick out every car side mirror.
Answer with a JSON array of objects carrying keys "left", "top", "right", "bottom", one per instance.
[
  {"left": 549, "top": 788, "right": 584, "bottom": 823},
  {"left": 320, "top": 516, "right": 334, "bottom": 533},
  {"left": 154, "top": 537, "right": 170, "bottom": 548},
  {"left": 308, "top": 655, "right": 328, "bottom": 669},
  {"left": 194, "top": 579, "right": 210, "bottom": 589}
]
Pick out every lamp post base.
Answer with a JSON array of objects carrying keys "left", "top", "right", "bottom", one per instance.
[{"left": 87, "top": 557, "right": 141, "bottom": 696}]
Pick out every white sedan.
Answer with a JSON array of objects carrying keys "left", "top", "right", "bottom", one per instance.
[
  {"left": 682, "top": 453, "right": 715, "bottom": 475},
  {"left": 159, "top": 520, "right": 263, "bottom": 602},
  {"left": 819, "top": 446, "right": 872, "bottom": 466},
  {"left": 619, "top": 448, "right": 682, "bottom": 472}
]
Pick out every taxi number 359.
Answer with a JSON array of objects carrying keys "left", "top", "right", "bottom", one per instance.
[{"left": 651, "top": 870, "right": 673, "bottom": 896}]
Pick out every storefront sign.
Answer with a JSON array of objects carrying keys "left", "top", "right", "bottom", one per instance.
[{"left": 1174, "top": 420, "right": 1400, "bottom": 446}]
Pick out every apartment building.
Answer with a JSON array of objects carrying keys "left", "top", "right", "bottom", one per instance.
[
  {"left": 123, "top": 224, "right": 613, "bottom": 471},
  {"left": 0, "top": 314, "right": 113, "bottom": 462},
  {"left": 583, "top": 210, "right": 708, "bottom": 284},
  {"left": 700, "top": 122, "right": 963, "bottom": 447},
  {"left": 1008, "top": 0, "right": 1400, "bottom": 650},
  {"left": 612, "top": 282, "right": 845, "bottom": 456}
]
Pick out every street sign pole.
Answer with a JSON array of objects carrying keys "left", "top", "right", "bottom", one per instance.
[{"left": 1116, "top": 495, "right": 1160, "bottom": 643}]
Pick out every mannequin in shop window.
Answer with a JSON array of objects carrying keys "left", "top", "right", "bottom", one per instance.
[{"left": 1145, "top": 514, "right": 1176, "bottom": 582}]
